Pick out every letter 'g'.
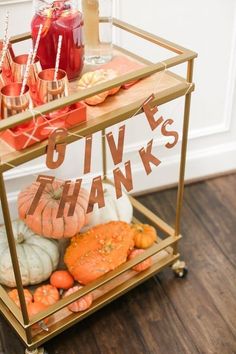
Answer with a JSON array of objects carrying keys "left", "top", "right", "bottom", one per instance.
[{"left": 46, "top": 128, "right": 68, "bottom": 169}]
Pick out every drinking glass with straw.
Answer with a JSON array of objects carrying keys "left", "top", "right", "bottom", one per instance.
[
  {"left": 37, "top": 35, "right": 69, "bottom": 117},
  {"left": 12, "top": 26, "right": 42, "bottom": 103},
  {"left": 0, "top": 48, "right": 33, "bottom": 127}
]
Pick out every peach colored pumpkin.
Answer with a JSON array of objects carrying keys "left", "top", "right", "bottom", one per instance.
[
  {"left": 8, "top": 288, "right": 33, "bottom": 308},
  {"left": 34, "top": 284, "right": 59, "bottom": 306},
  {"left": 64, "top": 285, "right": 93, "bottom": 312},
  {"left": 128, "top": 249, "right": 152, "bottom": 272},
  {"left": 50, "top": 270, "right": 74, "bottom": 290},
  {"left": 18, "top": 180, "right": 89, "bottom": 239},
  {"left": 77, "top": 69, "right": 120, "bottom": 105},
  {"left": 64, "top": 221, "right": 134, "bottom": 284}
]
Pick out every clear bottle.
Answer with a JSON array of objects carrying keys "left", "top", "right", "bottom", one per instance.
[
  {"left": 81, "top": 0, "right": 113, "bottom": 65},
  {"left": 31, "top": 0, "right": 84, "bottom": 80}
]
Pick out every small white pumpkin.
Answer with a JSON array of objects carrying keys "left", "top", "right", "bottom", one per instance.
[
  {"left": 82, "top": 182, "right": 133, "bottom": 231},
  {"left": 0, "top": 220, "right": 59, "bottom": 287}
]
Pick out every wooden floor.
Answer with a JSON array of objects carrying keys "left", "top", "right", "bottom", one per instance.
[{"left": 0, "top": 174, "right": 236, "bottom": 354}]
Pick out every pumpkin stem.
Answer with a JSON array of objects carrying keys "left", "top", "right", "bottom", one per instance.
[
  {"left": 16, "top": 233, "right": 24, "bottom": 244},
  {"left": 133, "top": 224, "right": 144, "bottom": 233},
  {"left": 52, "top": 188, "right": 63, "bottom": 200}
]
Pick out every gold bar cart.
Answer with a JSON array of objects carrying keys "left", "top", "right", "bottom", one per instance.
[{"left": 0, "top": 19, "right": 197, "bottom": 353}]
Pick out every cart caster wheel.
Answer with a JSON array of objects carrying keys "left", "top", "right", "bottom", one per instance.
[
  {"left": 172, "top": 260, "right": 188, "bottom": 278},
  {"left": 25, "top": 348, "right": 47, "bottom": 354}
]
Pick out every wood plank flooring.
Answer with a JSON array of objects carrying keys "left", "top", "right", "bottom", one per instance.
[{"left": 0, "top": 174, "right": 236, "bottom": 354}]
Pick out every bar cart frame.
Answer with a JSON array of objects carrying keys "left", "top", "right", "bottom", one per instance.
[{"left": 0, "top": 18, "right": 197, "bottom": 353}]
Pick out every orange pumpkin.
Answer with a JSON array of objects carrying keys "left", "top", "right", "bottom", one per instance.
[
  {"left": 77, "top": 69, "right": 120, "bottom": 105},
  {"left": 64, "top": 221, "right": 134, "bottom": 284},
  {"left": 18, "top": 180, "right": 89, "bottom": 239},
  {"left": 8, "top": 289, "right": 33, "bottom": 308},
  {"left": 64, "top": 285, "right": 93, "bottom": 312},
  {"left": 128, "top": 249, "right": 152, "bottom": 272},
  {"left": 132, "top": 224, "right": 157, "bottom": 249},
  {"left": 50, "top": 270, "right": 74, "bottom": 290},
  {"left": 34, "top": 284, "right": 59, "bottom": 306}
]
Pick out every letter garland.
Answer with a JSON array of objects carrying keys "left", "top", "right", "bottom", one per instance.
[{"left": 1, "top": 63, "right": 194, "bottom": 218}]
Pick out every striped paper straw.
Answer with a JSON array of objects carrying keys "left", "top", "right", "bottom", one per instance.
[
  {"left": 54, "top": 35, "right": 63, "bottom": 81},
  {"left": 0, "top": 37, "right": 9, "bottom": 69},
  {"left": 31, "top": 24, "right": 43, "bottom": 64},
  {"left": 20, "top": 49, "right": 33, "bottom": 96},
  {"left": 3, "top": 11, "right": 9, "bottom": 46}
]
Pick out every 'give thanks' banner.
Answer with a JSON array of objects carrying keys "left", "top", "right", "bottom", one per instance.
[{"left": 28, "top": 94, "right": 179, "bottom": 218}]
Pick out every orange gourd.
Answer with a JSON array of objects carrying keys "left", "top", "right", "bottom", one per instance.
[
  {"left": 34, "top": 284, "right": 59, "bottom": 306},
  {"left": 18, "top": 180, "right": 89, "bottom": 239},
  {"left": 50, "top": 270, "right": 74, "bottom": 290},
  {"left": 64, "top": 221, "right": 134, "bottom": 284},
  {"left": 128, "top": 249, "right": 152, "bottom": 272},
  {"left": 8, "top": 289, "right": 33, "bottom": 308},
  {"left": 77, "top": 69, "right": 121, "bottom": 105},
  {"left": 64, "top": 285, "right": 93, "bottom": 312},
  {"left": 132, "top": 224, "right": 157, "bottom": 249}
]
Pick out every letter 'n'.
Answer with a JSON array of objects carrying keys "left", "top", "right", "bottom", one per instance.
[{"left": 113, "top": 161, "right": 133, "bottom": 199}]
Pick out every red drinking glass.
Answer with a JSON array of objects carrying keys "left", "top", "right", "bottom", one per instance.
[{"left": 31, "top": 0, "right": 84, "bottom": 80}]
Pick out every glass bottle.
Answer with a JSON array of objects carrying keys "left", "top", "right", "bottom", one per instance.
[
  {"left": 81, "top": 0, "right": 113, "bottom": 65},
  {"left": 31, "top": 0, "right": 84, "bottom": 80}
]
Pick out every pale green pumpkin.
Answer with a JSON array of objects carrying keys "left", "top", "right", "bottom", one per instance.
[{"left": 0, "top": 220, "right": 59, "bottom": 287}]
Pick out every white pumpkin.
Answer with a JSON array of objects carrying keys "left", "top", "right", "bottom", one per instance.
[
  {"left": 0, "top": 220, "right": 59, "bottom": 287},
  {"left": 83, "top": 182, "right": 133, "bottom": 231}
]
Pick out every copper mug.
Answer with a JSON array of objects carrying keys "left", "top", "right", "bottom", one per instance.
[
  {"left": 37, "top": 68, "right": 69, "bottom": 117},
  {"left": 12, "top": 54, "right": 41, "bottom": 102},
  {"left": 0, "top": 40, "right": 14, "bottom": 83},
  {"left": 1, "top": 83, "right": 33, "bottom": 124}
]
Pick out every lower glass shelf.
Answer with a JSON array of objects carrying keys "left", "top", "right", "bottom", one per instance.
[{"left": 0, "top": 195, "right": 181, "bottom": 349}]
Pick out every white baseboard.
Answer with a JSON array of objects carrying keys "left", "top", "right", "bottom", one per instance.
[{"left": 129, "top": 141, "right": 236, "bottom": 194}]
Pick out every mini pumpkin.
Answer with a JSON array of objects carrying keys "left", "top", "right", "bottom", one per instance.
[
  {"left": 132, "top": 224, "right": 157, "bottom": 249},
  {"left": 50, "top": 270, "right": 74, "bottom": 290},
  {"left": 77, "top": 69, "right": 120, "bottom": 105},
  {"left": 64, "top": 285, "right": 93, "bottom": 312},
  {"left": 8, "top": 289, "right": 33, "bottom": 308},
  {"left": 18, "top": 180, "right": 89, "bottom": 239},
  {"left": 0, "top": 220, "right": 59, "bottom": 287},
  {"left": 128, "top": 249, "right": 152, "bottom": 272},
  {"left": 64, "top": 221, "right": 134, "bottom": 284},
  {"left": 34, "top": 284, "right": 60, "bottom": 306},
  {"left": 82, "top": 181, "right": 133, "bottom": 232}
]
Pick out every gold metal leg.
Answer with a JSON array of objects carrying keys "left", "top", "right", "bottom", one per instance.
[
  {"left": 175, "top": 92, "right": 192, "bottom": 238},
  {"left": 0, "top": 173, "right": 32, "bottom": 343},
  {"left": 174, "top": 59, "right": 194, "bottom": 256},
  {"left": 102, "top": 128, "right": 107, "bottom": 180}
]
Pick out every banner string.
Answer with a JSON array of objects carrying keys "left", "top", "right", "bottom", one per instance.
[{"left": 2, "top": 61, "right": 193, "bottom": 183}]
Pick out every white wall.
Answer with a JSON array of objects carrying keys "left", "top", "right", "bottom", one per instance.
[
  {"left": 114, "top": 0, "right": 236, "bottom": 186},
  {"left": 0, "top": 0, "right": 236, "bottom": 221}
]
